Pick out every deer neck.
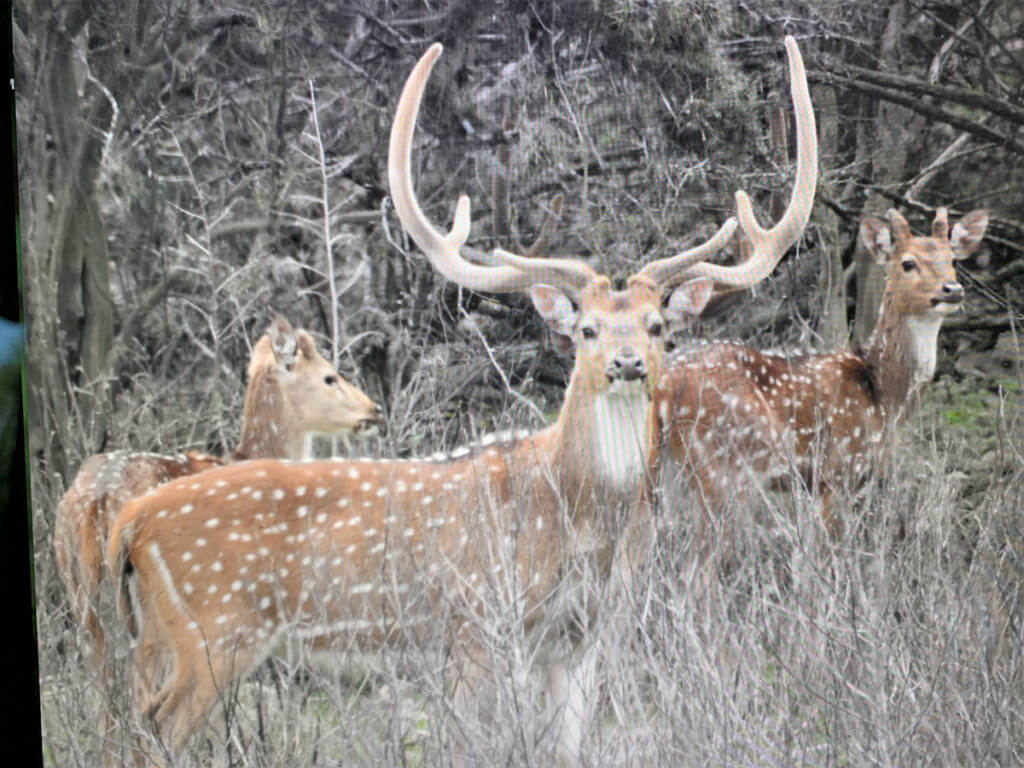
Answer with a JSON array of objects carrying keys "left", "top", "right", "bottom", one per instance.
[
  {"left": 232, "top": 369, "right": 297, "bottom": 460},
  {"left": 863, "top": 300, "right": 945, "bottom": 419},
  {"left": 549, "top": 378, "right": 652, "bottom": 509}
]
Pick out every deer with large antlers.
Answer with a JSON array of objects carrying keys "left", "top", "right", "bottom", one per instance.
[
  {"left": 105, "top": 37, "right": 815, "bottom": 765},
  {"left": 656, "top": 206, "right": 988, "bottom": 550},
  {"left": 54, "top": 315, "right": 381, "bottom": 676}
]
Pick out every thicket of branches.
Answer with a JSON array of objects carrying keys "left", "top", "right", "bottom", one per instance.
[{"left": 15, "top": 0, "right": 1024, "bottom": 765}]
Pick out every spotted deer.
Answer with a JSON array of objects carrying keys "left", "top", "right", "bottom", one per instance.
[
  {"left": 656, "top": 206, "right": 989, "bottom": 545},
  {"left": 105, "top": 37, "right": 815, "bottom": 765},
  {"left": 53, "top": 315, "right": 381, "bottom": 674}
]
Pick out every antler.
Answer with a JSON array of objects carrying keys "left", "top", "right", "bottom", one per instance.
[
  {"left": 388, "top": 43, "right": 597, "bottom": 296},
  {"left": 637, "top": 35, "right": 818, "bottom": 289}
]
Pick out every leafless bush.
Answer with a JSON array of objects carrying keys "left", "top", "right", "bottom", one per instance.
[{"left": 20, "top": 1, "right": 1024, "bottom": 765}]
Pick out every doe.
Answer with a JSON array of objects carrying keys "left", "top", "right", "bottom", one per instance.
[{"left": 54, "top": 314, "right": 380, "bottom": 673}]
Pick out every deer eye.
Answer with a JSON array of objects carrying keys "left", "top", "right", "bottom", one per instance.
[
  {"left": 580, "top": 325, "right": 598, "bottom": 340},
  {"left": 901, "top": 259, "right": 916, "bottom": 272},
  {"left": 324, "top": 375, "right": 338, "bottom": 386},
  {"left": 648, "top": 321, "right": 663, "bottom": 338},
  {"left": 1001, "top": 359, "right": 1013, "bottom": 370}
]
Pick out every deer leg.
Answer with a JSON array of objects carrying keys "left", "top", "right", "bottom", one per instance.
[
  {"left": 818, "top": 446, "right": 847, "bottom": 540},
  {"left": 133, "top": 603, "right": 179, "bottom": 720},
  {"left": 546, "top": 639, "right": 598, "bottom": 767},
  {"left": 153, "top": 641, "right": 247, "bottom": 759},
  {"left": 82, "top": 517, "right": 109, "bottom": 669},
  {"left": 447, "top": 637, "right": 492, "bottom": 768},
  {"left": 689, "top": 463, "right": 735, "bottom": 592},
  {"left": 819, "top": 485, "right": 843, "bottom": 540}
]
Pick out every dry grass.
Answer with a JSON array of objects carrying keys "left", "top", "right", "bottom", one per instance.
[{"left": 32, "top": 374, "right": 1024, "bottom": 767}]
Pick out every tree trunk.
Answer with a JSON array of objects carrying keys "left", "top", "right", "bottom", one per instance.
[
  {"left": 22, "top": 18, "right": 116, "bottom": 482},
  {"left": 812, "top": 85, "right": 847, "bottom": 349},
  {"left": 853, "top": 0, "right": 921, "bottom": 349}
]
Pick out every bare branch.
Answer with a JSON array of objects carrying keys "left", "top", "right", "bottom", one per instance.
[{"left": 809, "top": 71, "right": 1024, "bottom": 156}]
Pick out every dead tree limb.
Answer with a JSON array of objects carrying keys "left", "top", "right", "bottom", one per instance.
[{"left": 809, "top": 71, "right": 1024, "bottom": 156}]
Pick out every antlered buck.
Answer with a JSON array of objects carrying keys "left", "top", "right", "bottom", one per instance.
[
  {"left": 106, "top": 37, "right": 815, "bottom": 765},
  {"left": 54, "top": 315, "right": 380, "bottom": 674},
  {"left": 656, "top": 206, "right": 988, "bottom": 548}
]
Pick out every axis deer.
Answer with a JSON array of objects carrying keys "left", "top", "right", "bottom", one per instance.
[
  {"left": 105, "top": 37, "right": 815, "bottom": 765},
  {"left": 655, "top": 207, "right": 988, "bottom": 546},
  {"left": 53, "top": 315, "right": 381, "bottom": 673}
]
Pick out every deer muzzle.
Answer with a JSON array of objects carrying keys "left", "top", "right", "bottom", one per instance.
[
  {"left": 607, "top": 352, "right": 647, "bottom": 383},
  {"left": 932, "top": 282, "right": 964, "bottom": 307}
]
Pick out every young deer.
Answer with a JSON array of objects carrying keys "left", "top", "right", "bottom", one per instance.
[
  {"left": 656, "top": 207, "right": 988, "bottom": 543},
  {"left": 53, "top": 315, "right": 381, "bottom": 673},
  {"left": 106, "top": 37, "right": 815, "bottom": 765}
]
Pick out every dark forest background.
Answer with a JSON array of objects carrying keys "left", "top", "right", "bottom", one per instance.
[{"left": 15, "top": 1, "right": 1024, "bottom": 766}]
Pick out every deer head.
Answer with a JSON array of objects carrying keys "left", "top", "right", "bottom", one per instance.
[
  {"left": 388, "top": 38, "right": 817, "bottom": 413},
  {"left": 234, "top": 314, "right": 382, "bottom": 459},
  {"left": 860, "top": 207, "right": 988, "bottom": 320}
]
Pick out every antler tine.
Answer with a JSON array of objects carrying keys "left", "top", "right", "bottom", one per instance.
[
  {"left": 932, "top": 207, "right": 949, "bottom": 239},
  {"left": 635, "top": 217, "right": 739, "bottom": 286},
  {"left": 695, "top": 36, "right": 817, "bottom": 288},
  {"left": 463, "top": 248, "right": 598, "bottom": 291},
  {"left": 645, "top": 36, "right": 818, "bottom": 291},
  {"left": 388, "top": 44, "right": 595, "bottom": 295}
]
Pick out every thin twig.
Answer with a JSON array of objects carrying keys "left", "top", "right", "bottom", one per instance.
[
  {"left": 308, "top": 80, "right": 340, "bottom": 369},
  {"left": 458, "top": 300, "right": 546, "bottom": 425}
]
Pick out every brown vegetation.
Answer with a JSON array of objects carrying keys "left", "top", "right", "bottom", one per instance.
[{"left": 16, "top": 1, "right": 1024, "bottom": 765}]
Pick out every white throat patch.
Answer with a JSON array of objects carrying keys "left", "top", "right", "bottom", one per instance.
[
  {"left": 906, "top": 315, "right": 944, "bottom": 387},
  {"left": 591, "top": 390, "right": 649, "bottom": 494}
]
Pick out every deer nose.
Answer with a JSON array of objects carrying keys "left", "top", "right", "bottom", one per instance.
[
  {"left": 941, "top": 282, "right": 964, "bottom": 302},
  {"left": 608, "top": 351, "right": 646, "bottom": 382},
  {"left": 359, "top": 404, "right": 386, "bottom": 433}
]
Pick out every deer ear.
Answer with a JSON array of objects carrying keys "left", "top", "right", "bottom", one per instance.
[
  {"left": 950, "top": 209, "right": 989, "bottom": 259},
  {"left": 294, "top": 331, "right": 319, "bottom": 363},
  {"left": 664, "top": 278, "right": 714, "bottom": 326},
  {"left": 859, "top": 216, "right": 894, "bottom": 264},
  {"left": 268, "top": 314, "right": 299, "bottom": 368},
  {"left": 529, "top": 284, "right": 577, "bottom": 344}
]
